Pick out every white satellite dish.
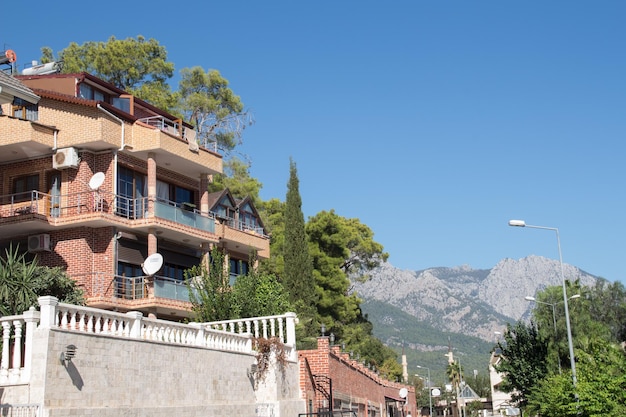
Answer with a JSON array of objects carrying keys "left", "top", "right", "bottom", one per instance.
[
  {"left": 399, "top": 387, "right": 408, "bottom": 399},
  {"left": 88, "top": 172, "right": 105, "bottom": 191},
  {"left": 142, "top": 253, "right": 163, "bottom": 276}
]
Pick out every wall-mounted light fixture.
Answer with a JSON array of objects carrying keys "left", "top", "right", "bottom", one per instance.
[
  {"left": 329, "top": 333, "right": 335, "bottom": 344},
  {"left": 60, "top": 344, "right": 77, "bottom": 365}
]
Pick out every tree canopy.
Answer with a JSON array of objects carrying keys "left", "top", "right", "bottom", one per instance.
[
  {"left": 496, "top": 283, "right": 626, "bottom": 416},
  {"left": 494, "top": 320, "right": 548, "bottom": 407},
  {"left": 42, "top": 36, "right": 252, "bottom": 153},
  {"left": 177, "top": 66, "right": 253, "bottom": 154},
  {"left": 43, "top": 36, "right": 177, "bottom": 111},
  {"left": 186, "top": 248, "right": 291, "bottom": 322}
]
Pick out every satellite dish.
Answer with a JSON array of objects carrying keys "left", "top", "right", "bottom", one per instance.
[
  {"left": 399, "top": 388, "right": 408, "bottom": 399},
  {"left": 88, "top": 172, "right": 105, "bottom": 191},
  {"left": 431, "top": 388, "right": 441, "bottom": 397},
  {"left": 142, "top": 253, "right": 163, "bottom": 276}
]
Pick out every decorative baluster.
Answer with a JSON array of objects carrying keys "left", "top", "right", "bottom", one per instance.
[
  {"left": 262, "top": 319, "right": 268, "bottom": 339},
  {"left": 1, "top": 322, "right": 11, "bottom": 376},
  {"left": 69, "top": 310, "right": 77, "bottom": 329},
  {"left": 60, "top": 309, "right": 69, "bottom": 328},
  {"left": 254, "top": 320, "right": 260, "bottom": 339},
  {"left": 93, "top": 315, "right": 102, "bottom": 334},
  {"left": 101, "top": 317, "right": 110, "bottom": 335},
  {"left": 87, "top": 314, "right": 94, "bottom": 333},
  {"left": 270, "top": 318, "right": 276, "bottom": 339},
  {"left": 78, "top": 312, "right": 86, "bottom": 332},
  {"left": 11, "top": 320, "right": 23, "bottom": 372},
  {"left": 122, "top": 319, "right": 130, "bottom": 337},
  {"left": 278, "top": 318, "right": 285, "bottom": 343}
]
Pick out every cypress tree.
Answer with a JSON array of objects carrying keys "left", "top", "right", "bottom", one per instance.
[{"left": 283, "top": 158, "right": 318, "bottom": 342}]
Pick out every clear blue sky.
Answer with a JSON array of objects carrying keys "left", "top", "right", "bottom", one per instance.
[{"left": 4, "top": 1, "right": 625, "bottom": 283}]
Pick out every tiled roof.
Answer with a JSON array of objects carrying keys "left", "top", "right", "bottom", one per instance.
[{"left": 0, "top": 70, "right": 39, "bottom": 104}]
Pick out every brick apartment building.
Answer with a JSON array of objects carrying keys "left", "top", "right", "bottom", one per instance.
[{"left": 0, "top": 59, "right": 269, "bottom": 321}]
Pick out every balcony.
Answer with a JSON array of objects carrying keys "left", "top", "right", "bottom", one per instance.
[
  {"left": 0, "top": 115, "right": 57, "bottom": 164},
  {"left": 131, "top": 116, "right": 221, "bottom": 179},
  {"left": 85, "top": 272, "right": 195, "bottom": 318},
  {"left": 0, "top": 190, "right": 216, "bottom": 239},
  {"left": 114, "top": 275, "right": 193, "bottom": 303},
  {"left": 216, "top": 217, "right": 270, "bottom": 258},
  {"left": 137, "top": 115, "right": 218, "bottom": 154}
]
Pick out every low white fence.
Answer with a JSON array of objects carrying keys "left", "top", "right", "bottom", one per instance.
[{"left": 0, "top": 296, "right": 298, "bottom": 386}]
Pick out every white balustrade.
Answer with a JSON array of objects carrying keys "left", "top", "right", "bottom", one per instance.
[
  {"left": 202, "top": 312, "right": 298, "bottom": 361},
  {"left": 0, "top": 307, "right": 39, "bottom": 385},
  {"left": 1, "top": 297, "right": 297, "bottom": 387}
]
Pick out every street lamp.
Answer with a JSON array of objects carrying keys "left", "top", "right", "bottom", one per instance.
[
  {"left": 525, "top": 296, "right": 558, "bottom": 333},
  {"left": 525, "top": 294, "right": 581, "bottom": 334},
  {"left": 525, "top": 294, "right": 580, "bottom": 373},
  {"left": 509, "top": 219, "right": 578, "bottom": 390},
  {"left": 417, "top": 365, "right": 433, "bottom": 417}
]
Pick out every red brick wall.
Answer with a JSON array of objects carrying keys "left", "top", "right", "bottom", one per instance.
[
  {"left": 36, "top": 226, "right": 116, "bottom": 295},
  {"left": 299, "top": 337, "right": 416, "bottom": 417}
]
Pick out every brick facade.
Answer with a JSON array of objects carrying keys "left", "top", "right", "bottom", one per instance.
[
  {"left": 0, "top": 72, "right": 270, "bottom": 321},
  {"left": 300, "top": 337, "right": 417, "bottom": 417}
]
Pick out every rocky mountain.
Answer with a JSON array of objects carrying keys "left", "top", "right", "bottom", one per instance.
[{"left": 350, "top": 255, "right": 599, "bottom": 380}]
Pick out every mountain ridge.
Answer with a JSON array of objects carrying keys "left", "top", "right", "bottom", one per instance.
[{"left": 350, "top": 255, "right": 599, "bottom": 380}]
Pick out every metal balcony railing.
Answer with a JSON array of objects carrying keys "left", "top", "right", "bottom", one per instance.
[
  {"left": 0, "top": 190, "right": 217, "bottom": 234},
  {"left": 113, "top": 275, "right": 193, "bottom": 302}
]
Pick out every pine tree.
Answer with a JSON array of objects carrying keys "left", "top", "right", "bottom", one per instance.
[{"left": 283, "top": 158, "right": 318, "bottom": 344}]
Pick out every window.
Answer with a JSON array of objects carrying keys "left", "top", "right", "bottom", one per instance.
[
  {"left": 13, "top": 174, "right": 39, "bottom": 201},
  {"left": 155, "top": 179, "right": 194, "bottom": 208},
  {"left": 116, "top": 262, "right": 144, "bottom": 299},
  {"left": 174, "top": 187, "right": 193, "bottom": 206},
  {"left": 229, "top": 258, "right": 249, "bottom": 286},
  {"left": 117, "top": 166, "right": 146, "bottom": 218},
  {"left": 215, "top": 195, "right": 236, "bottom": 220},
  {"left": 79, "top": 83, "right": 106, "bottom": 101},
  {"left": 12, "top": 98, "right": 38, "bottom": 121},
  {"left": 163, "top": 263, "right": 186, "bottom": 282},
  {"left": 239, "top": 202, "right": 259, "bottom": 230},
  {"left": 112, "top": 97, "right": 130, "bottom": 113},
  {"left": 79, "top": 84, "right": 93, "bottom": 100}
]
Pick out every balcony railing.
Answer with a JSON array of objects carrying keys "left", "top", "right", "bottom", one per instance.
[
  {"left": 113, "top": 275, "right": 193, "bottom": 302},
  {"left": 221, "top": 216, "right": 268, "bottom": 239},
  {"left": 137, "top": 115, "right": 217, "bottom": 153},
  {"left": 0, "top": 190, "right": 216, "bottom": 234},
  {"left": 154, "top": 198, "right": 216, "bottom": 231}
]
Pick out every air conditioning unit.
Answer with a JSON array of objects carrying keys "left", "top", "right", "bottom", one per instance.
[
  {"left": 53, "top": 147, "right": 79, "bottom": 169},
  {"left": 28, "top": 234, "right": 51, "bottom": 253}
]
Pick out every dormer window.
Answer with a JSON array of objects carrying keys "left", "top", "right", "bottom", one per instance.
[
  {"left": 79, "top": 83, "right": 104, "bottom": 101},
  {"left": 112, "top": 96, "right": 130, "bottom": 112}
]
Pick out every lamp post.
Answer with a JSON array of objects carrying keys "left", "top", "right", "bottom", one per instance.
[
  {"left": 509, "top": 220, "right": 577, "bottom": 390},
  {"left": 525, "top": 296, "right": 558, "bottom": 334},
  {"left": 417, "top": 365, "right": 433, "bottom": 417},
  {"left": 525, "top": 294, "right": 580, "bottom": 374},
  {"left": 525, "top": 294, "right": 581, "bottom": 335}
]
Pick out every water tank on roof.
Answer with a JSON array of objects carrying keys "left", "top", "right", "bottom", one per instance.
[{"left": 22, "top": 61, "right": 62, "bottom": 76}]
